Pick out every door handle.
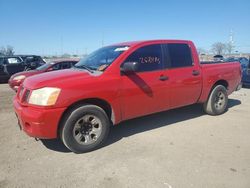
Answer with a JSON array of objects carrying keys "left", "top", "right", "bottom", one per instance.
[
  {"left": 192, "top": 70, "right": 200, "bottom": 76},
  {"left": 159, "top": 75, "right": 169, "bottom": 81}
]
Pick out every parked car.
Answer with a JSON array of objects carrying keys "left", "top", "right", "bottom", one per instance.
[
  {"left": 240, "top": 57, "right": 250, "bottom": 87},
  {"left": 9, "top": 59, "right": 79, "bottom": 91},
  {"left": 0, "top": 56, "right": 24, "bottom": 82},
  {"left": 13, "top": 40, "right": 242, "bottom": 153},
  {"left": 213, "top": 55, "right": 224, "bottom": 62},
  {"left": 225, "top": 57, "right": 250, "bottom": 87},
  {"left": 19, "top": 55, "right": 46, "bottom": 70},
  {"left": 0, "top": 55, "right": 46, "bottom": 83}
]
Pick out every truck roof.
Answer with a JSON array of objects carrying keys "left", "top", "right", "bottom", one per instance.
[{"left": 111, "top": 39, "right": 192, "bottom": 47}]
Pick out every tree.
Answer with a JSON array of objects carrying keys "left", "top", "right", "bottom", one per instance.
[
  {"left": 197, "top": 47, "right": 206, "bottom": 55},
  {"left": 5, "top": 46, "right": 15, "bottom": 55},
  {"left": 0, "top": 47, "right": 6, "bottom": 55},
  {"left": 61, "top": 53, "right": 71, "bottom": 58},
  {"left": 225, "top": 42, "right": 234, "bottom": 54},
  {"left": 0, "top": 46, "right": 15, "bottom": 55},
  {"left": 211, "top": 42, "right": 226, "bottom": 55}
]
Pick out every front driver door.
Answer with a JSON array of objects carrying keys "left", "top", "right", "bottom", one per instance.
[{"left": 120, "top": 44, "right": 170, "bottom": 120}]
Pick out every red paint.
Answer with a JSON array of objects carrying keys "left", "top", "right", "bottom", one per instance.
[
  {"left": 13, "top": 40, "right": 242, "bottom": 139},
  {"left": 8, "top": 59, "right": 79, "bottom": 91}
]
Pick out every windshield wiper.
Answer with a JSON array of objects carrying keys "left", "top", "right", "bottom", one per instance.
[{"left": 74, "top": 65, "right": 94, "bottom": 73}]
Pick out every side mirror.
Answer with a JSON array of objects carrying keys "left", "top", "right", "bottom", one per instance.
[{"left": 121, "top": 62, "right": 139, "bottom": 73}]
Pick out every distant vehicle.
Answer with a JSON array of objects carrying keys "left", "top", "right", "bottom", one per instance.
[
  {"left": 0, "top": 55, "right": 46, "bottom": 83},
  {"left": 213, "top": 55, "right": 224, "bottom": 62},
  {"left": 0, "top": 56, "right": 24, "bottom": 82},
  {"left": 240, "top": 58, "right": 250, "bottom": 87},
  {"left": 19, "top": 55, "right": 46, "bottom": 70},
  {"left": 225, "top": 57, "right": 250, "bottom": 87},
  {"left": 9, "top": 59, "right": 79, "bottom": 90},
  {"left": 13, "top": 40, "right": 242, "bottom": 153}
]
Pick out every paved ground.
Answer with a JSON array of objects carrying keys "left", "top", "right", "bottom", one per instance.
[{"left": 0, "top": 83, "right": 249, "bottom": 188}]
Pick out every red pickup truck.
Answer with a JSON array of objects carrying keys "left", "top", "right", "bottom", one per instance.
[{"left": 13, "top": 40, "right": 242, "bottom": 153}]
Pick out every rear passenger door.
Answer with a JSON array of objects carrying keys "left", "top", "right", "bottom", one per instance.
[{"left": 163, "top": 43, "right": 202, "bottom": 108}]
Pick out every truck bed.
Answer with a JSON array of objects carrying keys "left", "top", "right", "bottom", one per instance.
[{"left": 198, "top": 61, "right": 242, "bottom": 103}]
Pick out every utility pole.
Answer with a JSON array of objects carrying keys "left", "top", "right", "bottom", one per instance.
[{"left": 229, "top": 29, "right": 234, "bottom": 47}]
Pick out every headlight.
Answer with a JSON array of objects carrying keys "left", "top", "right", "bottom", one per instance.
[
  {"left": 28, "top": 87, "right": 61, "bottom": 106},
  {"left": 13, "top": 75, "right": 26, "bottom": 81}
]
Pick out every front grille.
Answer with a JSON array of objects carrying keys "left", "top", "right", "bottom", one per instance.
[
  {"left": 23, "top": 89, "right": 30, "bottom": 103},
  {"left": 18, "top": 86, "right": 30, "bottom": 103},
  {"left": 18, "top": 86, "right": 24, "bottom": 99}
]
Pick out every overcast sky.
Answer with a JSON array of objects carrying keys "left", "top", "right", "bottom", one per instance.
[{"left": 0, "top": 0, "right": 250, "bottom": 55}]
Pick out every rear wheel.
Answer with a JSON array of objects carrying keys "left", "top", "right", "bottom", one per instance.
[
  {"left": 60, "top": 104, "right": 110, "bottom": 153},
  {"left": 203, "top": 85, "right": 228, "bottom": 115}
]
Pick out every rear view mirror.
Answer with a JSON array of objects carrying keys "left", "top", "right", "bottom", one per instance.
[{"left": 121, "top": 62, "right": 139, "bottom": 73}]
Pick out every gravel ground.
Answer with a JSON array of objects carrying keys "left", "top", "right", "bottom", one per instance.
[{"left": 0, "top": 83, "right": 249, "bottom": 188}]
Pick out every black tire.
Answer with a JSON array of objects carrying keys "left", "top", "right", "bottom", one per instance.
[
  {"left": 60, "top": 104, "right": 110, "bottom": 153},
  {"left": 203, "top": 85, "right": 228, "bottom": 115}
]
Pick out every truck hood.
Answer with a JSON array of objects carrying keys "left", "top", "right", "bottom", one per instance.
[{"left": 23, "top": 69, "right": 96, "bottom": 89}]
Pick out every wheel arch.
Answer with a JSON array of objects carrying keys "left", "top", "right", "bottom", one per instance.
[
  {"left": 57, "top": 98, "right": 115, "bottom": 137},
  {"left": 205, "top": 79, "right": 229, "bottom": 102},
  {"left": 212, "top": 79, "right": 229, "bottom": 90},
  {"left": 199, "top": 79, "right": 229, "bottom": 103}
]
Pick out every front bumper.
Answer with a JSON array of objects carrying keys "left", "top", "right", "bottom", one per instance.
[{"left": 13, "top": 96, "right": 66, "bottom": 139}]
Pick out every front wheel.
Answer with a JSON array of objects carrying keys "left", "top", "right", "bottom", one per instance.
[
  {"left": 203, "top": 85, "right": 228, "bottom": 115},
  {"left": 60, "top": 104, "right": 110, "bottom": 153}
]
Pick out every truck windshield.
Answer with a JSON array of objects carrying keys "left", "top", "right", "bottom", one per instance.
[{"left": 75, "top": 46, "right": 130, "bottom": 71}]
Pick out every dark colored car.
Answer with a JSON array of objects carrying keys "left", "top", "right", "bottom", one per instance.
[
  {"left": 9, "top": 59, "right": 79, "bottom": 91},
  {"left": 19, "top": 55, "right": 46, "bottom": 70},
  {"left": 0, "top": 56, "right": 24, "bottom": 82},
  {"left": 0, "top": 55, "right": 46, "bottom": 83},
  {"left": 240, "top": 57, "right": 250, "bottom": 87},
  {"left": 225, "top": 57, "right": 250, "bottom": 87}
]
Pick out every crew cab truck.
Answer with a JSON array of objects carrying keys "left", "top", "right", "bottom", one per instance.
[{"left": 13, "top": 40, "right": 242, "bottom": 153}]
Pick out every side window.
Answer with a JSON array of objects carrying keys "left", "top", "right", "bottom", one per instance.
[
  {"left": 52, "top": 63, "right": 60, "bottom": 70},
  {"left": 124, "top": 44, "right": 163, "bottom": 72},
  {"left": 61, "top": 62, "right": 71, "bottom": 69},
  {"left": 168, "top": 44, "right": 193, "bottom": 68},
  {"left": 7, "top": 58, "right": 22, "bottom": 64},
  {"left": 70, "top": 61, "right": 77, "bottom": 67}
]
